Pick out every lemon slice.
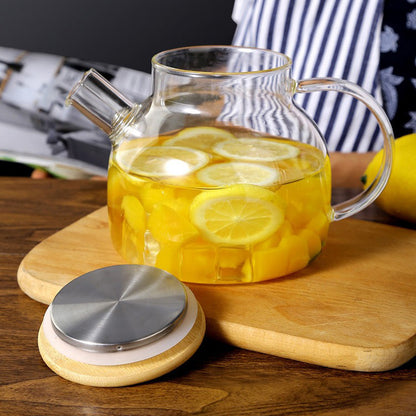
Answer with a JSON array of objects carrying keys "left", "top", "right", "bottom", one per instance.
[
  {"left": 197, "top": 162, "right": 280, "bottom": 186},
  {"left": 116, "top": 146, "right": 210, "bottom": 177},
  {"left": 163, "top": 126, "right": 235, "bottom": 152},
  {"left": 190, "top": 184, "right": 285, "bottom": 245},
  {"left": 213, "top": 138, "right": 300, "bottom": 161}
]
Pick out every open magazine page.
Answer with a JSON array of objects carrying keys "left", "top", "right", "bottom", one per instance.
[{"left": 0, "top": 47, "right": 152, "bottom": 178}]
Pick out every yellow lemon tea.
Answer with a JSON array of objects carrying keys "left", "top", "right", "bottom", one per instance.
[{"left": 108, "top": 126, "right": 333, "bottom": 284}]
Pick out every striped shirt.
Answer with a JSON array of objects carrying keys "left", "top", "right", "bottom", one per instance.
[{"left": 232, "top": 0, "right": 385, "bottom": 152}]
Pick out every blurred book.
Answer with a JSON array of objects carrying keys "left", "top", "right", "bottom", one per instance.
[{"left": 0, "top": 46, "right": 151, "bottom": 178}]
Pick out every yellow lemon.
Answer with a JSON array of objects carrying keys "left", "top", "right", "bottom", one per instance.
[
  {"left": 196, "top": 161, "right": 280, "bottom": 186},
  {"left": 116, "top": 146, "right": 210, "bottom": 177},
  {"left": 163, "top": 126, "right": 235, "bottom": 152},
  {"left": 362, "top": 133, "right": 416, "bottom": 223},
  {"left": 190, "top": 184, "right": 285, "bottom": 245},
  {"left": 213, "top": 137, "right": 300, "bottom": 161}
]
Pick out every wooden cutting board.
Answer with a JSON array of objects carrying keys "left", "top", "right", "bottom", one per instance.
[{"left": 18, "top": 207, "right": 416, "bottom": 372}]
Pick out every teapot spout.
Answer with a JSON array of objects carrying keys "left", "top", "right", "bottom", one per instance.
[{"left": 66, "top": 68, "right": 134, "bottom": 135}]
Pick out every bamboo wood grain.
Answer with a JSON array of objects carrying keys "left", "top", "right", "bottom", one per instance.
[
  {"left": 3, "top": 178, "right": 416, "bottom": 416},
  {"left": 38, "top": 303, "right": 206, "bottom": 387},
  {"left": 17, "top": 205, "right": 416, "bottom": 372}
]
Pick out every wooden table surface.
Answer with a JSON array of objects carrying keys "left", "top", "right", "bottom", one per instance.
[{"left": 1, "top": 177, "right": 416, "bottom": 416}]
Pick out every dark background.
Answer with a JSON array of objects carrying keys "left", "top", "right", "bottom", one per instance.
[
  {"left": 0, "top": 0, "right": 236, "bottom": 73},
  {"left": 0, "top": 0, "right": 236, "bottom": 175}
]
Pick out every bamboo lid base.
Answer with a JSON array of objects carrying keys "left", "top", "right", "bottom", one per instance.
[{"left": 38, "top": 291, "right": 205, "bottom": 387}]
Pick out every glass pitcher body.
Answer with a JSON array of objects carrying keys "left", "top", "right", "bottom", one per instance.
[{"left": 67, "top": 46, "right": 393, "bottom": 284}]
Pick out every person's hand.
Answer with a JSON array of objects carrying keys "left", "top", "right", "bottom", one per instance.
[
  {"left": 31, "top": 168, "right": 51, "bottom": 179},
  {"left": 30, "top": 167, "right": 107, "bottom": 180},
  {"left": 329, "top": 152, "right": 376, "bottom": 188}
]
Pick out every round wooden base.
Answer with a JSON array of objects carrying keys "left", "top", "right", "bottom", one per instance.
[{"left": 38, "top": 303, "right": 205, "bottom": 387}]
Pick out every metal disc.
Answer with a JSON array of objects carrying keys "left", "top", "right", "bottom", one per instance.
[{"left": 50, "top": 265, "right": 187, "bottom": 353}]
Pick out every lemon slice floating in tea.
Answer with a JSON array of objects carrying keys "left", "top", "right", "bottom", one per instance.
[
  {"left": 190, "top": 184, "right": 285, "bottom": 245},
  {"left": 213, "top": 137, "right": 299, "bottom": 161},
  {"left": 116, "top": 146, "right": 210, "bottom": 177},
  {"left": 163, "top": 126, "right": 235, "bottom": 152},
  {"left": 197, "top": 162, "right": 280, "bottom": 186}
]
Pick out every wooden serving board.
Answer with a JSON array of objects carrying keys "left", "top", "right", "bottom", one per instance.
[{"left": 18, "top": 207, "right": 416, "bottom": 372}]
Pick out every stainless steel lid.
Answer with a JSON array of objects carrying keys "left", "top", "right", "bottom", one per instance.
[{"left": 50, "top": 265, "right": 187, "bottom": 353}]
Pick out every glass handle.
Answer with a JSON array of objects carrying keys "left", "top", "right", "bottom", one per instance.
[{"left": 296, "top": 78, "right": 394, "bottom": 221}]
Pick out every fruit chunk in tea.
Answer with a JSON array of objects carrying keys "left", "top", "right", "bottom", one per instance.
[{"left": 108, "top": 126, "right": 332, "bottom": 283}]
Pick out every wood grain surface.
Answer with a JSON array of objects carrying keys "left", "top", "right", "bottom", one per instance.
[
  {"left": 1, "top": 177, "right": 416, "bottom": 416},
  {"left": 17, "top": 206, "right": 416, "bottom": 372},
  {"left": 38, "top": 302, "right": 206, "bottom": 387}
]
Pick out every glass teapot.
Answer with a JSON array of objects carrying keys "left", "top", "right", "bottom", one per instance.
[{"left": 66, "top": 45, "right": 393, "bottom": 284}]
